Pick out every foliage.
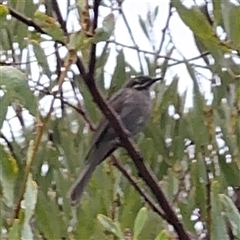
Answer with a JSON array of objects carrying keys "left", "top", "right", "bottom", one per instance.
[{"left": 0, "top": 0, "right": 240, "bottom": 239}]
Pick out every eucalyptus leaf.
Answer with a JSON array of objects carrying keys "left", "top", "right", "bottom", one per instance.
[
  {"left": 0, "top": 66, "right": 37, "bottom": 115},
  {"left": 0, "top": 145, "right": 18, "bottom": 208},
  {"left": 97, "top": 214, "right": 124, "bottom": 239},
  {"left": 133, "top": 207, "right": 149, "bottom": 239}
]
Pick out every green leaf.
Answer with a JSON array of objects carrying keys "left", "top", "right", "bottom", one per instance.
[
  {"left": 97, "top": 214, "right": 124, "bottom": 239},
  {"left": 0, "top": 96, "right": 9, "bottom": 128},
  {"left": 138, "top": 15, "right": 150, "bottom": 40},
  {"left": 102, "top": 13, "right": 115, "bottom": 34},
  {"left": 33, "top": 11, "right": 66, "bottom": 43},
  {"left": 171, "top": 0, "right": 230, "bottom": 53},
  {"left": 220, "top": 194, "right": 240, "bottom": 238},
  {"left": 68, "top": 31, "right": 92, "bottom": 51},
  {"left": 221, "top": 0, "right": 240, "bottom": 50},
  {"left": 21, "top": 174, "right": 38, "bottom": 240},
  {"left": 185, "top": 62, "right": 209, "bottom": 148},
  {"left": 93, "top": 13, "right": 115, "bottom": 43},
  {"left": 30, "top": 40, "right": 51, "bottom": 78},
  {"left": 0, "top": 66, "right": 37, "bottom": 115},
  {"left": 0, "top": 5, "right": 8, "bottom": 26},
  {"left": 110, "top": 49, "right": 127, "bottom": 93},
  {"left": 190, "top": 159, "right": 206, "bottom": 218},
  {"left": 35, "top": 191, "right": 66, "bottom": 239},
  {"left": 154, "top": 230, "right": 169, "bottom": 240},
  {"left": 210, "top": 181, "right": 228, "bottom": 240},
  {"left": 0, "top": 145, "right": 18, "bottom": 208},
  {"left": 8, "top": 219, "right": 21, "bottom": 240},
  {"left": 212, "top": 0, "right": 222, "bottom": 26},
  {"left": 133, "top": 207, "right": 149, "bottom": 239}
]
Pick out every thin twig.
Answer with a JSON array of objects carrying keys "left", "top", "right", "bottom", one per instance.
[
  {"left": 42, "top": 89, "right": 96, "bottom": 131},
  {"left": 118, "top": 2, "right": 144, "bottom": 73},
  {"left": 107, "top": 40, "right": 209, "bottom": 65},
  {"left": 154, "top": 2, "right": 173, "bottom": 63},
  {"left": 0, "top": 133, "right": 18, "bottom": 160},
  {"left": 13, "top": 51, "right": 74, "bottom": 221}
]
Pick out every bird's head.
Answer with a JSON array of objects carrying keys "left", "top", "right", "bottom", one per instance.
[{"left": 125, "top": 76, "right": 162, "bottom": 90}]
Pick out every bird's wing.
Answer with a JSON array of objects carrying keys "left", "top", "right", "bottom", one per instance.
[{"left": 85, "top": 88, "right": 133, "bottom": 161}]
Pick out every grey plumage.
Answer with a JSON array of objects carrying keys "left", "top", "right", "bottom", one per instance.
[{"left": 68, "top": 76, "right": 161, "bottom": 205}]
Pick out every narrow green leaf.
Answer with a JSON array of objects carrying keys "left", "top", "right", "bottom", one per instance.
[
  {"left": 110, "top": 50, "right": 127, "bottom": 93},
  {"left": 154, "top": 230, "right": 169, "bottom": 240},
  {"left": 33, "top": 11, "right": 66, "bottom": 43},
  {"left": 0, "top": 66, "right": 37, "bottom": 115},
  {"left": 68, "top": 31, "right": 92, "bottom": 51},
  {"left": 0, "top": 96, "right": 9, "bottom": 128},
  {"left": 210, "top": 181, "right": 228, "bottom": 240},
  {"left": 171, "top": 0, "right": 230, "bottom": 52},
  {"left": 35, "top": 191, "right": 66, "bottom": 239},
  {"left": 21, "top": 174, "right": 38, "bottom": 240},
  {"left": 190, "top": 160, "right": 206, "bottom": 218},
  {"left": 93, "top": 13, "right": 115, "bottom": 43},
  {"left": 221, "top": 0, "right": 240, "bottom": 50},
  {"left": 133, "top": 207, "right": 149, "bottom": 239},
  {"left": 138, "top": 16, "right": 150, "bottom": 40},
  {"left": 97, "top": 214, "right": 124, "bottom": 239},
  {"left": 30, "top": 40, "right": 51, "bottom": 78},
  {"left": 0, "top": 4, "right": 8, "bottom": 27},
  {"left": 212, "top": 0, "right": 222, "bottom": 26},
  {"left": 220, "top": 194, "right": 240, "bottom": 238},
  {"left": 8, "top": 219, "right": 21, "bottom": 240},
  {"left": 0, "top": 145, "right": 18, "bottom": 207}
]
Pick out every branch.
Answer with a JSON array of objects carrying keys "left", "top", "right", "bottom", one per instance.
[
  {"left": 13, "top": 50, "right": 74, "bottom": 221},
  {"left": 107, "top": 40, "right": 209, "bottom": 66},
  {"left": 4, "top": 5, "right": 65, "bottom": 45},
  {"left": 155, "top": 2, "right": 173, "bottom": 62},
  {"left": 88, "top": 0, "right": 101, "bottom": 77},
  {"left": 50, "top": 0, "right": 67, "bottom": 35},
  {"left": 118, "top": 2, "right": 144, "bottom": 73},
  {"left": 42, "top": 89, "right": 96, "bottom": 132},
  {"left": 111, "top": 155, "right": 166, "bottom": 219},
  {"left": 0, "top": 133, "right": 18, "bottom": 160}
]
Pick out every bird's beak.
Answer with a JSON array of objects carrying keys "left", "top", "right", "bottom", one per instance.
[
  {"left": 152, "top": 77, "right": 163, "bottom": 83},
  {"left": 148, "top": 77, "right": 162, "bottom": 87}
]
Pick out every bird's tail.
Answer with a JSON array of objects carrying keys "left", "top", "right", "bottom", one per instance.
[
  {"left": 68, "top": 161, "right": 97, "bottom": 205},
  {"left": 68, "top": 144, "right": 116, "bottom": 205}
]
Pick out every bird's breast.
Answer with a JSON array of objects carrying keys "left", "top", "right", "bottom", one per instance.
[{"left": 121, "top": 89, "right": 152, "bottom": 136}]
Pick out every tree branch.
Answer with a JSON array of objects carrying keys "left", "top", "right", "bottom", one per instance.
[
  {"left": 4, "top": 5, "right": 65, "bottom": 45},
  {"left": 50, "top": 0, "right": 67, "bottom": 35},
  {"left": 111, "top": 155, "right": 166, "bottom": 219},
  {"left": 88, "top": 0, "right": 101, "bottom": 77},
  {"left": 118, "top": 2, "right": 144, "bottom": 73},
  {"left": 155, "top": 2, "right": 173, "bottom": 62}
]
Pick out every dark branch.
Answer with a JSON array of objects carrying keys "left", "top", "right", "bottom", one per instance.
[
  {"left": 88, "top": 0, "right": 101, "bottom": 77},
  {"left": 50, "top": 0, "right": 67, "bottom": 35},
  {"left": 118, "top": 2, "right": 144, "bottom": 73},
  {"left": 111, "top": 155, "right": 166, "bottom": 219},
  {"left": 5, "top": 5, "right": 65, "bottom": 45},
  {"left": 155, "top": 2, "right": 173, "bottom": 61}
]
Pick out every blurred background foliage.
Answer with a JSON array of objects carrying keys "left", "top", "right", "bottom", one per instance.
[{"left": 0, "top": 0, "right": 240, "bottom": 239}]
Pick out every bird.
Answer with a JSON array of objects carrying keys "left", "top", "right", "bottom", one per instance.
[{"left": 68, "top": 76, "right": 162, "bottom": 205}]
